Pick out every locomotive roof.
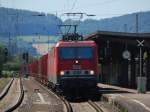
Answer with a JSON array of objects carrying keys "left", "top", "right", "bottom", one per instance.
[{"left": 56, "top": 40, "right": 96, "bottom": 47}]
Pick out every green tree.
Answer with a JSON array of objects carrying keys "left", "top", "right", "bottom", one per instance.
[
  {"left": 0, "top": 44, "right": 6, "bottom": 76},
  {"left": 3, "top": 54, "right": 22, "bottom": 71}
]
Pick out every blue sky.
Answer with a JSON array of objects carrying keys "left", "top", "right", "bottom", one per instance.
[{"left": 0, "top": 0, "right": 150, "bottom": 20}]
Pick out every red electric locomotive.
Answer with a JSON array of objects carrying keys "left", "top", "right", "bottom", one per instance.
[{"left": 47, "top": 40, "right": 99, "bottom": 91}]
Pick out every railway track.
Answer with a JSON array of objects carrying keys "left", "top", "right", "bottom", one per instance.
[
  {"left": 32, "top": 78, "right": 107, "bottom": 112},
  {"left": 40, "top": 87, "right": 73, "bottom": 112},
  {"left": 0, "top": 78, "right": 14, "bottom": 100},
  {"left": 88, "top": 100, "right": 104, "bottom": 112},
  {"left": 59, "top": 96, "right": 73, "bottom": 112},
  {"left": 38, "top": 82, "right": 105, "bottom": 112},
  {"left": 0, "top": 77, "right": 24, "bottom": 112},
  {"left": 68, "top": 98, "right": 104, "bottom": 112},
  {"left": 36, "top": 80, "right": 73, "bottom": 112},
  {"left": 42, "top": 87, "right": 104, "bottom": 112}
]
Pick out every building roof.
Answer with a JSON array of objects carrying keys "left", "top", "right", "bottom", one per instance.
[{"left": 85, "top": 31, "right": 150, "bottom": 40}]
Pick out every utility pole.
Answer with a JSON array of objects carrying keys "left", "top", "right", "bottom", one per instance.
[
  {"left": 0, "top": 0, "right": 1, "bottom": 7},
  {"left": 8, "top": 32, "right": 12, "bottom": 57},
  {"left": 124, "top": 24, "right": 127, "bottom": 32},
  {"left": 135, "top": 13, "right": 142, "bottom": 78},
  {"left": 48, "top": 36, "right": 50, "bottom": 51},
  {"left": 139, "top": 43, "right": 143, "bottom": 78},
  {"left": 137, "top": 40, "right": 146, "bottom": 93},
  {"left": 14, "top": 12, "right": 19, "bottom": 56},
  {"left": 135, "top": 13, "right": 147, "bottom": 93},
  {"left": 136, "top": 14, "right": 139, "bottom": 33}
]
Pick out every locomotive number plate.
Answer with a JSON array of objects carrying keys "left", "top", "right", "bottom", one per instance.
[
  {"left": 73, "top": 70, "right": 81, "bottom": 75},
  {"left": 73, "top": 65, "right": 81, "bottom": 70}
]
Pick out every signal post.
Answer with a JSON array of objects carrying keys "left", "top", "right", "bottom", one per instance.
[{"left": 136, "top": 40, "right": 147, "bottom": 93}]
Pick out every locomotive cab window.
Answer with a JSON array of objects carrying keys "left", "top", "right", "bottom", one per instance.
[{"left": 59, "top": 47, "right": 94, "bottom": 59}]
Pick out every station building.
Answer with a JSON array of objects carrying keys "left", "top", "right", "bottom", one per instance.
[{"left": 85, "top": 31, "right": 150, "bottom": 89}]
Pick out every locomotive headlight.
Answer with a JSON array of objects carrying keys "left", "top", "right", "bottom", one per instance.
[
  {"left": 90, "top": 70, "right": 94, "bottom": 75},
  {"left": 60, "top": 71, "right": 65, "bottom": 75}
]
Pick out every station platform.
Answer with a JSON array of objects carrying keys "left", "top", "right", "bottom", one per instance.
[{"left": 98, "top": 83, "right": 150, "bottom": 112}]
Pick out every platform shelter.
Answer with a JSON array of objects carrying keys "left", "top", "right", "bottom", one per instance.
[{"left": 85, "top": 31, "right": 150, "bottom": 89}]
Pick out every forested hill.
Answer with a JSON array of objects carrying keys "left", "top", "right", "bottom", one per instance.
[
  {"left": 0, "top": 7, "right": 62, "bottom": 37},
  {"left": 0, "top": 7, "right": 150, "bottom": 37}
]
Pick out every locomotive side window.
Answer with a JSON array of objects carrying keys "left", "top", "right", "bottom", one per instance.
[{"left": 59, "top": 47, "right": 93, "bottom": 59}]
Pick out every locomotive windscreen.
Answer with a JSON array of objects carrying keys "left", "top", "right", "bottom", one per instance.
[{"left": 59, "top": 47, "right": 93, "bottom": 59}]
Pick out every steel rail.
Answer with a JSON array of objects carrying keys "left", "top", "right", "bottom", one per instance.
[
  {"left": 4, "top": 77, "right": 24, "bottom": 112},
  {"left": 0, "top": 78, "right": 14, "bottom": 100},
  {"left": 88, "top": 100, "right": 104, "bottom": 112}
]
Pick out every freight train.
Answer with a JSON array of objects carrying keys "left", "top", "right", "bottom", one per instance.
[{"left": 25, "top": 37, "right": 99, "bottom": 91}]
